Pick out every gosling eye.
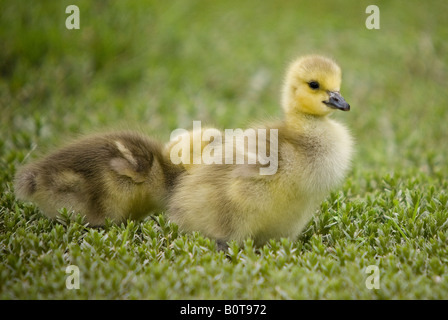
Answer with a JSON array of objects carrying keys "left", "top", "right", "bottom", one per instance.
[{"left": 308, "top": 81, "right": 320, "bottom": 90}]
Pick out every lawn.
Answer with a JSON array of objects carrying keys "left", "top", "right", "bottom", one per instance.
[{"left": 0, "top": 0, "right": 447, "bottom": 299}]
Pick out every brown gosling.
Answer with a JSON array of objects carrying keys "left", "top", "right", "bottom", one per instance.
[{"left": 14, "top": 131, "right": 182, "bottom": 226}]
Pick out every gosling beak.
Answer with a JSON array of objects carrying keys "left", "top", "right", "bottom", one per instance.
[{"left": 323, "top": 91, "right": 350, "bottom": 111}]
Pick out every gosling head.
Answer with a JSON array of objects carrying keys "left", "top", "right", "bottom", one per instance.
[{"left": 282, "top": 55, "right": 350, "bottom": 117}]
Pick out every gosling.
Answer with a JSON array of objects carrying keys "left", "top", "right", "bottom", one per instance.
[
  {"left": 14, "top": 131, "right": 181, "bottom": 226},
  {"left": 166, "top": 55, "right": 354, "bottom": 246}
]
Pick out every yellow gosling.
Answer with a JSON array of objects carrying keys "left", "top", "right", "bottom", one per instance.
[{"left": 166, "top": 55, "right": 354, "bottom": 247}]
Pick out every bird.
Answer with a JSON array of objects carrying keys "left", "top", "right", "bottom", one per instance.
[
  {"left": 14, "top": 131, "right": 182, "bottom": 226},
  {"left": 165, "top": 55, "right": 354, "bottom": 247}
]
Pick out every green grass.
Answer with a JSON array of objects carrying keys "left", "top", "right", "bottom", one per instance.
[{"left": 1, "top": 0, "right": 447, "bottom": 299}]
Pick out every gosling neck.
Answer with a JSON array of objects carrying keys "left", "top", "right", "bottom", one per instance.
[{"left": 284, "top": 109, "right": 330, "bottom": 134}]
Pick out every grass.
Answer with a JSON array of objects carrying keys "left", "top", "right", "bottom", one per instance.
[{"left": 1, "top": 0, "right": 447, "bottom": 299}]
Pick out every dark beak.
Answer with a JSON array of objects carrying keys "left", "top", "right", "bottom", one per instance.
[{"left": 323, "top": 91, "right": 350, "bottom": 111}]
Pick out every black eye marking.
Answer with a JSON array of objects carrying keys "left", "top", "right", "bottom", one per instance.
[{"left": 308, "top": 81, "right": 320, "bottom": 90}]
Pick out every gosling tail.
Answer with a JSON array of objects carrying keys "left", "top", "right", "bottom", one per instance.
[{"left": 14, "top": 167, "right": 38, "bottom": 200}]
